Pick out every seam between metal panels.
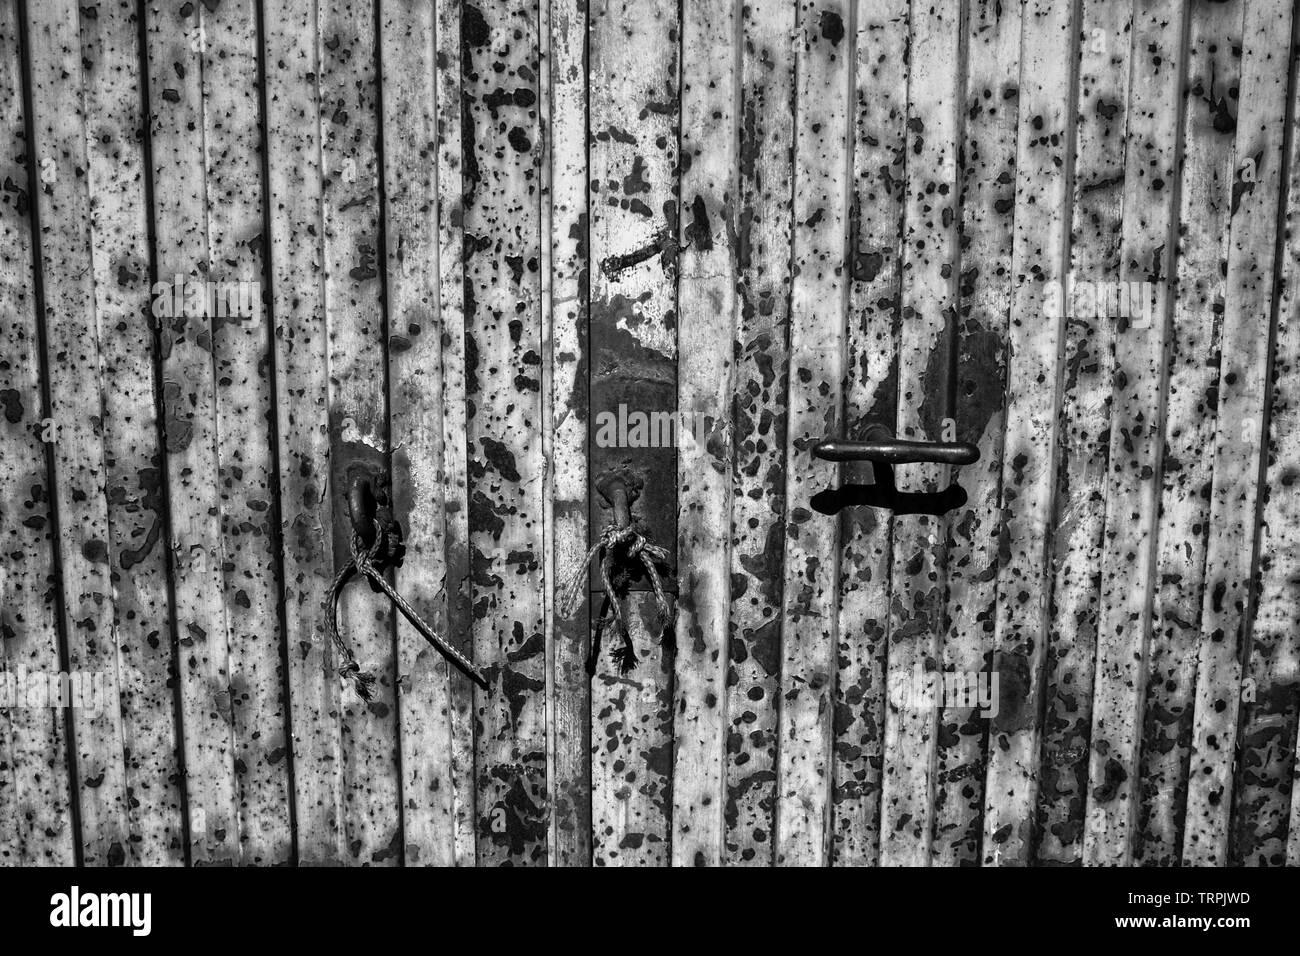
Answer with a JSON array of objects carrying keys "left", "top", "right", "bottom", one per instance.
[
  {"left": 1226, "top": 0, "right": 1300, "bottom": 866},
  {"left": 1165, "top": 0, "right": 1237, "bottom": 866},
  {"left": 1119, "top": 0, "right": 1193, "bottom": 867},
  {"left": 75, "top": 0, "right": 135, "bottom": 863},
  {"left": 771, "top": 0, "right": 802, "bottom": 866},
  {"left": 192, "top": 0, "right": 244, "bottom": 859},
  {"left": 539, "top": 0, "right": 557, "bottom": 869},
  {"left": 67, "top": 0, "right": 139, "bottom": 862},
  {"left": 1031, "top": 0, "right": 1123, "bottom": 864},
  {"left": 14, "top": 0, "right": 84, "bottom": 867},
  {"left": 857, "top": 4, "right": 907, "bottom": 868},
  {"left": 967, "top": 0, "right": 1022, "bottom": 871},
  {"left": 716, "top": 0, "right": 744, "bottom": 865},
  {"left": 582, "top": 0, "right": 596, "bottom": 870},
  {"left": 820, "top": 0, "right": 857, "bottom": 868},
  {"left": 309, "top": 0, "right": 348, "bottom": 866},
  {"left": 447, "top": 0, "right": 477, "bottom": 871},
  {"left": 369, "top": 0, "right": 405, "bottom": 868},
  {"left": 252, "top": 0, "right": 301, "bottom": 867},
  {"left": 663, "top": 0, "right": 686, "bottom": 866},
  {"left": 923, "top": 0, "right": 972, "bottom": 868},
  {"left": 1023, "top": 0, "right": 1087, "bottom": 862},
  {"left": 134, "top": 0, "right": 197, "bottom": 867}
]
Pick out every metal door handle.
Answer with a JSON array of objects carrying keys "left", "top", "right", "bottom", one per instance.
[
  {"left": 808, "top": 423, "right": 977, "bottom": 517},
  {"left": 813, "top": 437, "right": 979, "bottom": 466},
  {"left": 813, "top": 421, "right": 978, "bottom": 466}
]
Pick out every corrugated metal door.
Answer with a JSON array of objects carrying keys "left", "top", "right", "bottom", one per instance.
[{"left": 2, "top": 0, "right": 1299, "bottom": 867}]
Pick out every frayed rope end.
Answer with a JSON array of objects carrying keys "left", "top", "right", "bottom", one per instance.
[
  {"left": 339, "top": 661, "right": 377, "bottom": 702},
  {"left": 611, "top": 636, "right": 638, "bottom": 674}
]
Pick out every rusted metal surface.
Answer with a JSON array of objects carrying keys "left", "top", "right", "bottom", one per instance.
[
  {"left": 25, "top": 0, "right": 133, "bottom": 866},
  {"left": 203, "top": 0, "right": 294, "bottom": 866},
  {"left": 1237, "top": 3, "right": 1300, "bottom": 868},
  {"left": 828, "top": 0, "right": 905, "bottom": 866},
  {"left": 381, "top": 0, "right": 459, "bottom": 867},
  {"left": 1137, "top": 0, "right": 1241, "bottom": 868},
  {"left": 318, "top": 0, "right": 402, "bottom": 865},
  {"left": 775, "top": 0, "right": 851, "bottom": 867},
  {"left": 2, "top": 0, "right": 1300, "bottom": 868},
  {"left": 877, "top": 0, "right": 962, "bottom": 868},
  {"left": 670, "top": 0, "right": 736, "bottom": 867},
  {"left": 144, "top": 0, "right": 243, "bottom": 866},
  {"left": 264, "top": 0, "right": 346, "bottom": 866},
  {"left": 1035, "top": 0, "right": 1130, "bottom": 866},
  {"left": 980, "top": 0, "right": 1075, "bottom": 866},
  {"left": 932, "top": 0, "right": 1019, "bottom": 868},
  {"left": 462, "top": 0, "right": 549, "bottom": 865},
  {"left": 587, "top": 0, "right": 679, "bottom": 865},
  {"left": 80, "top": 0, "right": 184, "bottom": 865},
  {"left": 587, "top": 0, "right": 678, "bottom": 597},
  {"left": 544, "top": 0, "right": 592, "bottom": 868},
  {"left": 1082, "top": 0, "right": 1186, "bottom": 867},
  {"left": 590, "top": 590, "right": 672, "bottom": 864},
  {"left": 0, "top": 0, "right": 73, "bottom": 866},
  {"left": 725, "top": 0, "right": 795, "bottom": 867},
  {"left": 1183, "top": 0, "right": 1295, "bottom": 866},
  {"left": 433, "top": 0, "right": 477, "bottom": 866}
]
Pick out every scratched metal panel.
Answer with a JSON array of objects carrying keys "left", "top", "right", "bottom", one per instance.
[
  {"left": 79, "top": 0, "right": 184, "bottom": 866},
  {"left": 461, "top": 0, "right": 549, "bottom": 865},
  {"left": 433, "top": 0, "right": 478, "bottom": 865},
  {"left": 671, "top": 0, "right": 737, "bottom": 867},
  {"left": 775, "top": 0, "right": 852, "bottom": 867},
  {"left": 1137, "top": 0, "right": 1241, "bottom": 867},
  {"left": 1183, "top": 0, "right": 1295, "bottom": 866},
  {"left": 263, "top": 0, "right": 346, "bottom": 866},
  {"left": 1082, "top": 0, "right": 1186, "bottom": 867},
  {"left": 931, "top": 0, "right": 1019, "bottom": 868},
  {"left": 587, "top": 0, "right": 679, "bottom": 865},
  {"left": 587, "top": 0, "right": 679, "bottom": 595},
  {"left": 5, "top": 0, "right": 1300, "bottom": 870},
  {"left": 143, "top": 0, "right": 243, "bottom": 866},
  {"left": 545, "top": 0, "right": 593, "bottom": 867},
  {"left": 317, "top": 0, "right": 403, "bottom": 865},
  {"left": 828, "top": 0, "right": 906, "bottom": 866},
  {"left": 0, "top": 0, "right": 74, "bottom": 866},
  {"left": 24, "top": 0, "right": 133, "bottom": 866},
  {"left": 380, "top": 0, "right": 459, "bottom": 868},
  {"left": 1035, "top": 0, "right": 1130, "bottom": 866},
  {"left": 1236, "top": 4, "right": 1300, "bottom": 867},
  {"left": 200, "top": 0, "right": 294, "bottom": 866},
  {"left": 877, "top": 0, "right": 963, "bottom": 867},
  {"left": 725, "top": 0, "right": 795, "bottom": 867},
  {"left": 980, "top": 0, "right": 1076, "bottom": 866}
]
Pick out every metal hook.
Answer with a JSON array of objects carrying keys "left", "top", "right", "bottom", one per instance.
[
  {"left": 347, "top": 475, "right": 379, "bottom": 548},
  {"left": 330, "top": 474, "right": 487, "bottom": 690},
  {"left": 595, "top": 468, "right": 640, "bottom": 530}
]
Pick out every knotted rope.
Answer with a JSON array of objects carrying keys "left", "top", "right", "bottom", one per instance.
[
  {"left": 557, "top": 523, "right": 672, "bottom": 673},
  {"left": 325, "top": 532, "right": 382, "bottom": 700},
  {"left": 327, "top": 530, "right": 487, "bottom": 700}
]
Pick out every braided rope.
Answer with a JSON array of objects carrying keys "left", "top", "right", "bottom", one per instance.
[
  {"left": 327, "top": 531, "right": 488, "bottom": 700},
  {"left": 352, "top": 533, "right": 486, "bottom": 688},
  {"left": 556, "top": 522, "right": 672, "bottom": 673},
  {"left": 325, "top": 535, "right": 381, "bottom": 701}
]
